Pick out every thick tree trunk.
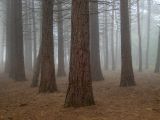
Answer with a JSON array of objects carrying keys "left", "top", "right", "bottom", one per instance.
[
  {"left": 39, "top": 0, "right": 57, "bottom": 93},
  {"left": 57, "top": 1, "right": 66, "bottom": 77},
  {"left": 120, "top": 0, "right": 136, "bottom": 87},
  {"left": 65, "top": 0, "right": 95, "bottom": 107},
  {"left": 7, "top": 0, "right": 26, "bottom": 81},
  {"left": 137, "top": 0, "right": 142, "bottom": 72},
  {"left": 90, "top": 0, "right": 104, "bottom": 81},
  {"left": 15, "top": 0, "right": 26, "bottom": 81},
  {"left": 155, "top": 28, "right": 160, "bottom": 73}
]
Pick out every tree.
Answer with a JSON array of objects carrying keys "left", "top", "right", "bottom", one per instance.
[
  {"left": 5, "top": 0, "right": 11, "bottom": 74},
  {"left": 137, "top": 0, "right": 142, "bottom": 72},
  {"left": 39, "top": 0, "right": 57, "bottom": 93},
  {"left": 31, "top": 0, "right": 37, "bottom": 66},
  {"left": 90, "top": 0, "right": 104, "bottom": 81},
  {"left": 65, "top": 0, "right": 95, "bottom": 107},
  {"left": 23, "top": 0, "right": 33, "bottom": 72},
  {"left": 146, "top": 0, "right": 151, "bottom": 69},
  {"left": 115, "top": 10, "right": 120, "bottom": 68},
  {"left": 31, "top": 44, "right": 42, "bottom": 87},
  {"left": 104, "top": 5, "right": 109, "bottom": 70},
  {"left": 155, "top": 27, "right": 160, "bottom": 73},
  {"left": 111, "top": 0, "right": 115, "bottom": 70},
  {"left": 120, "top": 0, "right": 136, "bottom": 87},
  {"left": 57, "top": 0, "right": 66, "bottom": 77},
  {"left": 31, "top": 0, "right": 42, "bottom": 87},
  {"left": 5, "top": 0, "right": 26, "bottom": 81}
]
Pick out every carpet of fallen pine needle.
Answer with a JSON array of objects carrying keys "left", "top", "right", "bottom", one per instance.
[{"left": 0, "top": 71, "right": 160, "bottom": 120}]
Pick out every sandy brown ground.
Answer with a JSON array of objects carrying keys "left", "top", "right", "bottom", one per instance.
[{"left": 0, "top": 71, "right": 160, "bottom": 120}]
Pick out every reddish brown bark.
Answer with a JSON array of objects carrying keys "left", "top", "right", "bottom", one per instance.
[
  {"left": 39, "top": 0, "right": 57, "bottom": 93},
  {"left": 65, "top": 0, "right": 95, "bottom": 107},
  {"left": 120, "top": 0, "right": 136, "bottom": 87}
]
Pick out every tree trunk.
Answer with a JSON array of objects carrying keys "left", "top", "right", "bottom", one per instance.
[
  {"left": 23, "top": 0, "right": 33, "bottom": 73},
  {"left": 155, "top": 28, "right": 160, "bottom": 73},
  {"left": 90, "top": 0, "right": 104, "bottom": 81},
  {"left": 137, "top": 0, "right": 142, "bottom": 72},
  {"left": 111, "top": 0, "right": 115, "bottom": 71},
  {"left": 39, "top": 0, "right": 57, "bottom": 93},
  {"left": 57, "top": 0, "right": 66, "bottom": 77},
  {"left": 7, "top": 0, "right": 26, "bottom": 81},
  {"left": 31, "top": 0, "right": 37, "bottom": 66},
  {"left": 115, "top": 11, "right": 119, "bottom": 69},
  {"left": 31, "top": 44, "right": 42, "bottom": 87},
  {"left": 5, "top": 0, "right": 11, "bottom": 74},
  {"left": 146, "top": 0, "right": 151, "bottom": 69},
  {"left": 65, "top": 0, "right": 95, "bottom": 107},
  {"left": 120, "top": 0, "right": 136, "bottom": 87},
  {"left": 1, "top": 24, "right": 6, "bottom": 71},
  {"left": 104, "top": 5, "right": 109, "bottom": 70}
]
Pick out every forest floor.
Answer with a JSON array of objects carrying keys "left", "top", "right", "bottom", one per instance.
[{"left": 0, "top": 71, "right": 160, "bottom": 120}]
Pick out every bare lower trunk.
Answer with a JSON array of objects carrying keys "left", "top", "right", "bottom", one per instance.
[
  {"left": 111, "top": 0, "right": 115, "bottom": 71},
  {"left": 23, "top": 0, "right": 33, "bottom": 72},
  {"left": 120, "top": 0, "right": 136, "bottom": 87},
  {"left": 137, "top": 0, "right": 142, "bottom": 72},
  {"left": 155, "top": 28, "right": 160, "bottom": 73},
  {"left": 7, "top": 0, "right": 26, "bottom": 81},
  {"left": 104, "top": 6, "right": 109, "bottom": 70},
  {"left": 65, "top": 0, "right": 95, "bottom": 107},
  {"left": 90, "top": 0, "right": 104, "bottom": 81},
  {"left": 31, "top": 0, "right": 37, "bottom": 66},
  {"left": 39, "top": 0, "right": 57, "bottom": 93},
  {"left": 5, "top": 0, "right": 11, "bottom": 74},
  {"left": 31, "top": 44, "right": 42, "bottom": 87},
  {"left": 146, "top": 0, "right": 151, "bottom": 69},
  {"left": 57, "top": 1, "right": 66, "bottom": 77}
]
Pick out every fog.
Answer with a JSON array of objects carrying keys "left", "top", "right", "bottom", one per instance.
[{"left": 0, "top": 0, "right": 160, "bottom": 119}]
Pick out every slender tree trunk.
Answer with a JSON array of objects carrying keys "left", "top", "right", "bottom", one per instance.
[
  {"left": 5, "top": 0, "right": 11, "bottom": 74},
  {"left": 39, "top": 0, "right": 57, "bottom": 93},
  {"left": 31, "top": 44, "right": 42, "bottom": 87},
  {"left": 120, "top": 0, "right": 136, "bottom": 87},
  {"left": 111, "top": 0, "right": 115, "bottom": 71},
  {"left": 23, "top": 0, "right": 33, "bottom": 72},
  {"left": 146, "top": 0, "right": 151, "bottom": 69},
  {"left": 65, "top": 0, "right": 95, "bottom": 107},
  {"left": 104, "top": 6, "right": 109, "bottom": 70},
  {"left": 31, "top": 0, "right": 42, "bottom": 87},
  {"left": 137, "top": 0, "right": 142, "bottom": 72},
  {"left": 115, "top": 11, "right": 119, "bottom": 69},
  {"left": 90, "top": 0, "right": 104, "bottom": 81},
  {"left": 31, "top": 0, "right": 37, "bottom": 66},
  {"left": 1, "top": 25, "right": 6, "bottom": 71},
  {"left": 155, "top": 28, "right": 160, "bottom": 73},
  {"left": 57, "top": 0, "right": 66, "bottom": 77}
]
